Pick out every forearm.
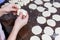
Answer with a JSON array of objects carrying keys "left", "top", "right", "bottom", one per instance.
[
  {"left": 0, "top": 8, "right": 5, "bottom": 17},
  {"left": 7, "top": 25, "right": 21, "bottom": 40}
]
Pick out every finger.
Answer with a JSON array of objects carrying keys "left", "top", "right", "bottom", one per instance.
[
  {"left": 11, "top": 9, "right": 17, "bottom": 12},
  {"left": 19, "top": 13, "right": 23, "bottom": 19},
  {"left": 24, "top": 13, "right": 29, "bottom": 20},
  {"left": 12, "top": 4, "right": 18, "bottom": 9}
]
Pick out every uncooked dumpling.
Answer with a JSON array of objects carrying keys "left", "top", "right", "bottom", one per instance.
[
  {"left": 55, "top": 27, "right": 60, "bottom": 35},
  {"left": 53, "top": 2, "right": 60, "bottom": 8},
  {"left": 42, "top": 34, "right": 52, "bottom": 40},
  {"left": 42, "top": 11, "right": 51, "bottom": 17},
  {"left": 21, "top": 0, "right": 30, "bottom": 5},
  {"left": 55, "top": 35, "right": 60, "bottom": 40},
  {"left": 48, "top": 7, "right": 57, "bottom": 13},
  {"left": 29, "top": 3, "right": 37, "bottom": 10},
  {"left": 37, "top": 16, "right": 46, "bottom": 24},
  {"left": 44, "top": 2, "right": 52, "bottom": 8},
  {"left": 30, "top": 36, "right": 40, "bottom": 40},
  {"left": 52, "top": 14, "right": 60, "bottom": 21},
  {"left": 47, "top": 19, "right": 56, "bottom": 27},
  {"left": 43, "top": 0, "right": 50, "bottom": 2},
  {"left": 32, "top": 25, "right": 42, "bottom": 35},
  {"left": 44, "top": 26, "right": 54, "bottom": 36},
  {"left": 37, "top": 6, "right": 46, "bottom": 12},
  {"left": 34, "top": 0, "right": 43, "bottom": 5}
]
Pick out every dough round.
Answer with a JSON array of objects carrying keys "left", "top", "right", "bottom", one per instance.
[
  {"left": 30, "top": 36, "right": 40, "bottom": 40},
  {"left": 42, "top": 11, "right": 51, "bottom": 17},
  {"left": 29, "top": 4, "right": 37, "bottom": 10},
  {"left": 32, "top": 25, "right": 42, "bottom": 35},
  {"left": 37, "top": 6, "right": 46, "bottom": 12},
  {"left": 43, "top": 0, "right": 50, "bottom": 2},
  {"left": 42, "top": 34, "right": 52, "bottom": 40},
  {"left": 47, "top": 19, "right": 56, "bottom": 27},
  {"left": 44, "top": 2, "right": 52, "bottom": 8},
  {"left": 55, "top": 27, "right": 60, "bottom": 35},
  {"left": 34, "top": 0, "right": 43, "bottom": 5},
  {"left": 53, "top": 2, "right": 60, "bottom": 8},
  {"left": 37, "top": 16, "right": 46, "bottom": 24},
  {"left": 48, "top": 7, "right": 57, "bottom": 13},
  {"left": 52, "top": 14, "right": 60, "bottom": 21},
  {"left": 44, "top": 26, "right": 54, "bottom": 36},
  {"left": 55, "top": 35, "right": 60, "bottom": 40},
  {"left": 21, "top": 0, "right": 30, "bottom": 5}
]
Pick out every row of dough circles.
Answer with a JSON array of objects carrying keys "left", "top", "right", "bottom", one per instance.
[
  {"left": 31, "top": 25, "right": 54, "bottom": 35},
  {"left": 30, "top": 34, "right": 52, "bottom": 40},
  {"left": 36, "top": 16, "right": 57, "bottom": 27}
]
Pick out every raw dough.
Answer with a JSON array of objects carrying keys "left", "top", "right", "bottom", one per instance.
[
  {"left": 32, "top": 25, "right": 42, "bottom": 35},
  {"left": 44, "top": 26, "right": 54, "bottom": 36},
  {"left": 42, "top": 11, "right": 51, "bottom": 17},
  {"left": 37, "top": 6, "right": 46, "bottom": 12},
  {"left": 37, "top": 16, "right": 46, "bottom": 24},
  {"left": 30, "top": 36, "right": 40, "bottom": 40},
  {"left": 47, "top": 19, "right": 56, "bottom": 27}
]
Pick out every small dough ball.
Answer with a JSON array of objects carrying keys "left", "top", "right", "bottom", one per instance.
[
  {"left": 29, "top": 4, "right": 37, "bottom": 10},
  {"left": 32, "top": 25, "right": 42, "bottom": 35},
  {"left": 34, "top": 0, "right": 43, "bottom": 5},
  {"left": 42, "top": 34, "right": 52, "bottom": 40},
  {"left": 48, "top": 7, "right": 57, "bottom": 13},
  {"left": 52, "top": 14, "right": 60, "bottom": 21},
  {"left": 47, "top": 19, "right": 56, "bottom": 27},
  {"left": 44, "top": 26, "right": 54, "bottom": 36},
  {"left": 55, "top": 27, "right": 60, "bottom": 35},
  {"left": 30, "top": 36, "right": 40, "bottom": 40},
  {"left": 37, "top": 6, "right": 46, "bottom": 12},
  {"left": 44, "top": 2, "right": 52, "bottom": 8},
  {"left": 37, "top": 16, "right": 46, "bottom": 24},
  {"left": 53, "top": 2, "right": 60, "bottom": 8},
  {"left": 55, "top": 35, "right": 60, "bottom": 40},
  {"left": 42, "top": 11, "right": 51, "bottom": 17},
  {"left": 43, "top": 0, "right": 50, "bottom": 2},
  {"left": 17, "top": 9, "right": 27, "bottom": 16}
]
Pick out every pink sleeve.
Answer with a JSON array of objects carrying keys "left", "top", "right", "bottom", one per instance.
[{"left": 0, "top": 23, "right": 5, "bottom": 40}]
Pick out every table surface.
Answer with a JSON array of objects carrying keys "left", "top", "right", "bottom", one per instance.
[{"left": 1, "top": 0, "right": 60, "bottom": 40}]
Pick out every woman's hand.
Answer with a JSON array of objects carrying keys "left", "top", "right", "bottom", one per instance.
[
  {"left": 14, "top": 13, "right": 29, "bottom": 31},
  {"left": 1, "top": 4, "right": 18, "bottom": 13}
]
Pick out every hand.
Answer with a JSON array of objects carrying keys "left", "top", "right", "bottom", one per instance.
[
  {"left": 14, "top": 13, "right": 29, "bottom": 31},
  {"left": 1, "top": 3, "right": 18, "bottom": 13}
]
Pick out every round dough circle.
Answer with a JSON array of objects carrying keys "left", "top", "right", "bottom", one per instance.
[
  {"left": 53, "top": 2, "right": 60, "bottom": 8},
  {"left": 55, "top": 27, "right": 60, "bottom": 35},
  {"left": 37, "top": 6, "right": 46, "bottom": 12},
  {"left": 21, "top": 0, "right": 30, "bottom": 5},
  {"left": 29, "top": 4, "right": 37, "bottom": 10},
  {"left": 17, "top": 9, "right": 27, "bottom": 16},
  {"left": 55, "top": 35, "right": 60, "bottom": 40},
  {"left": 34, "top": 0, "right": 43, "bottom": 5},
  {"left": 44, "top": 26, "right": 54, "bottom": 36},
  {"left": 32, "top": 25, "right": 42, "bottom": 35},
  {"left": 47, "top": 19, "right": 56, "bottom": 27},
  {"left": 42, "top": 11, "right": 51, "bottom": 17},
  {"left": 37, "top": 16, "right": 46, "bottom": 24},
  {"left": 43, "top": 0, "right": 50, "bottom": 2},
  {"left": 44, "top": 2, "right": 52, "bottom": 8},
  {"left": 52, "top": 14, "right": 60, "bottom": 21},
  {"left": 42, "top": 34, "right": 52, "bottom": 40},
  {"left": 48, "top": 7, "right": 57, "bottom": 13},
  {"left": 30, "top": 36, "right": 40, "bottom": 40}
]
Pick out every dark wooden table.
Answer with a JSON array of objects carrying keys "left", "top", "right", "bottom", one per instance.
[{"left": 0, "top": 0, "right": 60, "bottom": 40}]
